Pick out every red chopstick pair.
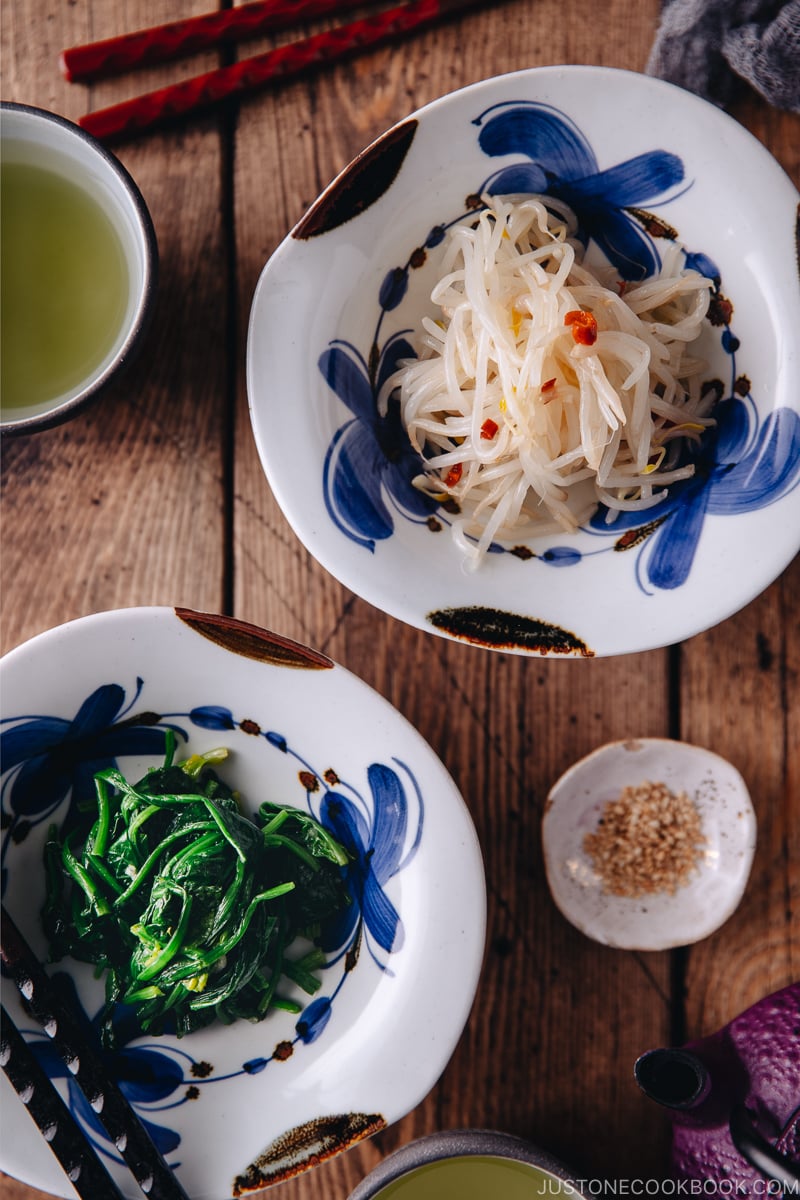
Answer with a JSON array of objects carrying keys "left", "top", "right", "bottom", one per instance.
[{"left": 63, "top": 0, "right": 482, "bottom": 141}]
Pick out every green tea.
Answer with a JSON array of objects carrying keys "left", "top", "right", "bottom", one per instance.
[
  {"left": 1, "top": 156, "right": 130, "bottom": 413},
  {"left": 374, "top": 1155, "right": 573, "bottom": 1198}
]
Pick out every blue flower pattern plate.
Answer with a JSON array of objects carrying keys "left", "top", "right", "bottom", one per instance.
[
  {"left": 248, "top": 67, "right": 800, "bottom": 657},
  {"left": 0, "top": 607, "right": 485, "bottom": 1200}
]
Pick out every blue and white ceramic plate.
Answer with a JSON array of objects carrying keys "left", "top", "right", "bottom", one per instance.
[
  {"left": 248, "top": 66, "right": 800, "bottom": 658},
  {"left": 0, "top": 608, "right": 485, "bottom": 1199}
]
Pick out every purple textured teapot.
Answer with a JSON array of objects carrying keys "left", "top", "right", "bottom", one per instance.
[{"left": 635, "top": 981, "right": 800, "bottom": 1187}]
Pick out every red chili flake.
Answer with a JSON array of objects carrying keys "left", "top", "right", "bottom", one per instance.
[
  {"left": 480, "top": 418, "right": 499, "bottom": 440},
  {"left": 444, "top": 463, "right": 463, "bottom": 488},
  {"left": 298, "top": 770, "right": 319, "bottom": 793},
  {"left": 564, "top": 309, "right": 598, "bottom": 346},
  {"left": 541, "top": 378, "right": 556, "bottom": 391}
]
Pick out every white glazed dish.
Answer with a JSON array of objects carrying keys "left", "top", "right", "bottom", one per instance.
[
  {"left": 0, "top": 103, "right": 157, "bottom": 435},
  {"left": 541, "top": 737, "right": 757, "bottom": 950},
  {"left": 247, "top": 66, "right": 800, "bottom": 659},
  {"left": 0, "top": 607, "right": 486, "bottom": 1199}
]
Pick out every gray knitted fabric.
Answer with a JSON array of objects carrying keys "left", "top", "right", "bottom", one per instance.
[{"left": 646, "top": 0, "right": 800, "bottom": 113}]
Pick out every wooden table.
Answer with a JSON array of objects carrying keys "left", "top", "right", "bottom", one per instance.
[{"left": 2, "top": 1, "right": 798, "bottom": 1197}]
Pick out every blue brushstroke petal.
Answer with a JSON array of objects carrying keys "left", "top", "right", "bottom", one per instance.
[
  {"left": 377, "top": 334, "right": 415, "bottom": 395},
  {"left": 114, "top": 1047, "right": 185, "bottom": 1103},
  {"left": 243, "top": 1057, "right": 269, "bottom": 1074},
  {"left": 379, "top": 266, "right": 409, "bottom": 311},
  {"left": 646, "top": 487, "right": 710, "bottom": 590},
  {"left": 318, "top": 345, "right": 374, "bottom": 420},
  {"left": 484, "top": 162, "right": 549, "bottom": 195},
  {"left": 321, "top": 791, "right": 372, "bottom": 855},
  {"left": 6, "top": 755, "right": 72, "bottom": 816},
  {"left": 82, "top": 727, "right": 168, "bottom": 760},
  {"left": 189, "top": 705, "right": 236, "bottom": 730},
  {"left": 477, "top": 105, "right": 598, "bottom": 181},
  {"left": 383, "top": 456, "right": 439, "bottom": 519},
  {"left": 0, "top": 717, "right": 71, "bottom": 769},
  {"left": 562, "top": 152, "right": 684, "bottom": 206},
  {"left": 542, "top": 546, "right": 582, "bottom": 566},
  {"left": 707, "top": 407, "right": 800, "bottom": 512},
  {"left": 574, "top": 204, "right": 661, "bottom": 281},
  {"left": 685, "top": 251, "right": 720, "bottom": 281},
  {"left": 325, "top": 420, "right": 395, "bottom": 546},
  {"left": 319, "top": 886, "right": 362, "bottom": 953},
  {"left": 366, "top": 763, "right": 407, "bottom": 881},
  {"left": 362, "top": 871, "right": 402, "bottom": 953},
  {"left": 711, "top": 398, "right": 753, "bottom": 461},
  {"left": 296, "top": 996, "right": 332, "bottom": 1043},
  {"left": 68, "top": 684, "right": 126, "bottom": 736}
]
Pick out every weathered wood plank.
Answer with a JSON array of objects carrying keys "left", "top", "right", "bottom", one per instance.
[{"left": 0, "top": 4, "right": 230, "bottom": 659}]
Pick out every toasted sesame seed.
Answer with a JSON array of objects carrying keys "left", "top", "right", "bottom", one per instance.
[{"left": 583, "top": 780, "right": 705, "bottom": 898}]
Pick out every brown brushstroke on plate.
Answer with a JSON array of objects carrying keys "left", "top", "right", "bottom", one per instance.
[
  {"left": 293, "top": 119, "right": 417, "bottom": 239},
  {"left": 232, "top": 1112, "right": 386, "bottom": 1193},
  {"left": 429, "top": 605, "right": 594, "bottom": 657},
  {"left": 175, "top": 608, "right": 333, "bottom": 669}
]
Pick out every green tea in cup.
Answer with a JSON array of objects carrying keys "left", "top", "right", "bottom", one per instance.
[
  {"left": 371, "top": 1155, "right": 573, "bottom": 1197},
  {"left": 0, "top": 103, "right": 157, "bottom": 434},
  {"left": 349, "top": 1132, "right": 581, "bottom": 1200}
]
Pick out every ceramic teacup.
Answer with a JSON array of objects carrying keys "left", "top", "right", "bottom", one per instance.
[
  {"left": 348, "top": 1129, "right": 584, "bottom": 1198},
  {"left": 0, "top": 102, "right": 157, "bottom": 434}
]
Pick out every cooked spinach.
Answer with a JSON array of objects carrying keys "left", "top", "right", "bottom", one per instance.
[{"left": 42, "top": 735, "right": 350, "bottom": 1045}]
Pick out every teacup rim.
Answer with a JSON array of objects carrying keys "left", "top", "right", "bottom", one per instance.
[
  {"left": 0, "top": 100, "right": 158, "bottom": 436},
  {"left": 347, "top": 1128, "right": 584, "bottom": 1197}
]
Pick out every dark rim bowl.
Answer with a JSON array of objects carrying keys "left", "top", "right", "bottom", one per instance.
[
  {"left": 348, "top": 1129, "right": 584, "bottom": 1197},
  {"left": 1, "top": 102, "right": 158, "bottom": 436}
]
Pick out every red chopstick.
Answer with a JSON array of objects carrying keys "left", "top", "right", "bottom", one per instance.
[
  {"left": 61, "top": 0, "right": 371, "bottom": 82},
  {"left": 79, "top": 0, "right": 480, "bottom": 141}
]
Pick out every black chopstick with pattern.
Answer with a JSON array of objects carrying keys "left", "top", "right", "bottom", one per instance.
[
  {"left": 1, "top": 1005, "right": 127, "bottom": 1200},
  {"left": 1, "top": 906, "right": 192, "bottom": 1200}
]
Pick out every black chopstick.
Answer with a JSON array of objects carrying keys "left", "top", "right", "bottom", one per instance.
[
  {"left": 1, "top": 906, "right": 192, "bottom": 1200},
  {"left": 1, "top": 1005, "right": 127, "bottom": 1200}
]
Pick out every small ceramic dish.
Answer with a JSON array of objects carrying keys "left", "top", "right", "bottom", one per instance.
[
  {"left": 0, "top": 608, "right": 486, "bottom": 1199},
  {"left": 248, "top": 66, "right": 800, "bottom": 658},
  {"left": 348, "top": 1128, "right": 583, "bottom": 1197},
  {"left": 541, "top": 738, "right": 756, "bottom": 950},
  {"left": 0, "top": 103, "right": 157, "bottom": 435}
]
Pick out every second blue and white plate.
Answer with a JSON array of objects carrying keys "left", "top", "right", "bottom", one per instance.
[{"left": 248, "top": 66, "right": 800, "bottom": 658}]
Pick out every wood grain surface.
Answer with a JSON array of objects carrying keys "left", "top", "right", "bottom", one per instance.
[{"left": 1, "top": 1, "right": 798, "bottom": 1197}]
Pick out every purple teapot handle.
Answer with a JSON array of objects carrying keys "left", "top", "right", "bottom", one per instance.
[{"left": 729, "top": 1104, "right": 800, "bottom": 1187}]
